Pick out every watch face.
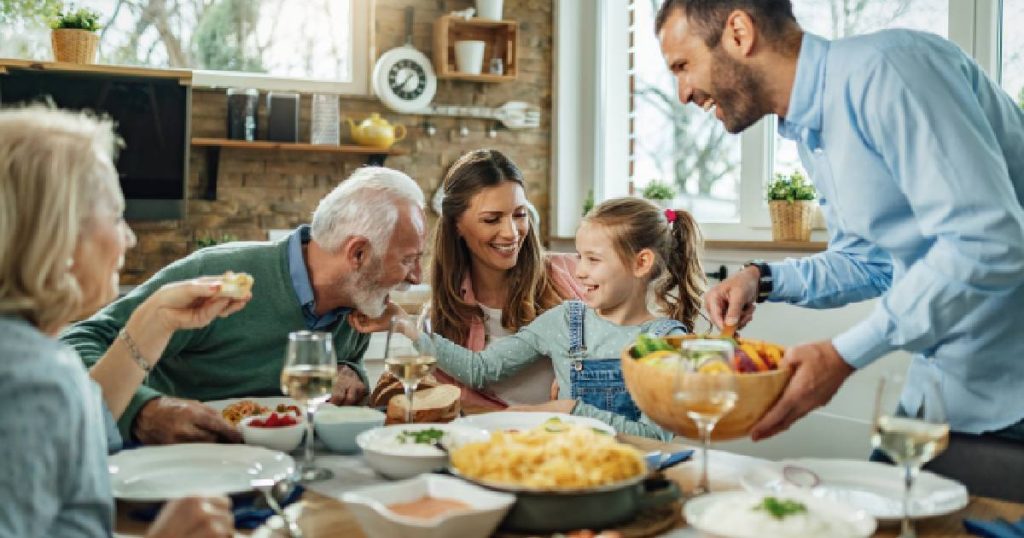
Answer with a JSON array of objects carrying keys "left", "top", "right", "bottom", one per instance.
[{"left": 388, "top": 59, "right": 427, "bottom": 100}]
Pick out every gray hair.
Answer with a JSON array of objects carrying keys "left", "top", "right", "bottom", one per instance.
[
  {"left": 310, "top": 166, "right": 425, "bottom": 254},
  {"left": 0, "top": 105, "right": 122, "bottom": 329}
]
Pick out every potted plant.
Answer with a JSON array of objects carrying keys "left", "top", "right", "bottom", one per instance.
[
  {"left": 642, "top": 180, "right": 676, "bottom": 209},
  {"left": 766, "top": 170, "right": 817, "bottom": 241},
  {"left": 49, "top": 6, "right": 102, "bottom": 64}
]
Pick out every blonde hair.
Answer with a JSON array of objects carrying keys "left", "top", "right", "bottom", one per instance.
[
  {"left": 0, "top": 105, "right": 123, "bottom": 330},
  {"left": 583, "top": 197, "right": 706, "bottom": 332}
]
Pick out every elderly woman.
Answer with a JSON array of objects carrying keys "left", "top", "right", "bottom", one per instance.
[
  {"left": 428, "top": 149, "right": 583, "bottom": 409},
  {"left": 0, "top": 106, "right": 248, "bottom": 537}
]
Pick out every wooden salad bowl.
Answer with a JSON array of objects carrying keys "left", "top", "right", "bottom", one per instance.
[{"left": 621, "top": 334, "right": 792, "bottom": 440}]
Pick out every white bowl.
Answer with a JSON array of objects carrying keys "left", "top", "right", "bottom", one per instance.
[
  {"left": 342, "top": 474, "right": 515, "bottom": 538},
  {"left": 684, "top": 489, "right": 877, "bottom": 538},
  {"left": 314, "top": 405, "right": 386, "bottom": 453},
  {"left": 355, "top": 423, "right": 490, "bottom": 480},
  {"left": 239, "top": 414, "right": 305, "bottom": 453}
]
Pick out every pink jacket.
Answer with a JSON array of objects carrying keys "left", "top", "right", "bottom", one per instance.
[{"left": 434, "top": 253, "right": 585, "bottom": 410}]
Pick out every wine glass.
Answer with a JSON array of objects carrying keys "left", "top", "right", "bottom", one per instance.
[
  {"left": 674, "top": 339, "right": 739, "bottom": 496},
  {"left": 384, "top": 309, "right": 437, "bottom": 423},
  {"left": 872, "top": 373, "right": 948, "bottom": 538},
  {"left": 281, "top": 330, "right": 337, "bottom": 482}
]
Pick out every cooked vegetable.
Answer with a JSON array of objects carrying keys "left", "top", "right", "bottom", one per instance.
[
  {"left": 754, "top": 496, "right": 808, "bottom": 520},
  {"left": 397, "top": 428, "right": 445, "bottom": 444}
]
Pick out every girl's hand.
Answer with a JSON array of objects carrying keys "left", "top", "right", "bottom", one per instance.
[
  {"left": 348, "top": 302, "right": 408, "bottom": 333},
  {"left": 145, "top": 496, "right": 233, "bottom": 538},
  {"left": 507, "top": 400, "right": 578, "bottom": 414}
]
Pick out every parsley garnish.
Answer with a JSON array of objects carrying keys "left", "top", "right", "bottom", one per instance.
[
  {"left": 754, "top": 497, "right": 808, "bottom": 520},
  {"left": 397, "top": 428, "right": 445, "bottom": 444}
]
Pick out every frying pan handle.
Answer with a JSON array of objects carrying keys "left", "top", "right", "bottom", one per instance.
[
  {"left": 404, "top": 6, "right": 414, "bottom": 45},
  {"left": 636, "top": 477, "right": 681, "bottom": 510}
]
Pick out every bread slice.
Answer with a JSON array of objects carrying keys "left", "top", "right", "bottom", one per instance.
[
  {"left": 218, "top": 271, "right": 254, "bottom": 299},
  {"left": 385, "top": 384, "right": 461, "bottom": 424},
  {"left": 369, "top": 371, "right": 440, "bottom": 408}
]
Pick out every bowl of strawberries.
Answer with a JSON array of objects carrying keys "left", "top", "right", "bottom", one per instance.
[
  {"left": 621, "top": 334, "right": 792, "bottom": 440},
  {"left": 239, "top": 411, "right": 305, "bottom": 453}
]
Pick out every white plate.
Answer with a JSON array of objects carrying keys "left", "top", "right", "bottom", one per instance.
[
  {"left": 740, "top": 458, "right": 969, "bottom": 523},
  {"left": 204, "top": 396, "right": 301, "bottom": 414},
  {"left": 684, "top": 489, "right": 876, "bottom": 538},
  {"left": 452, "top": 411, "right": 616, "bottom": 436},
  {"left": 109, "top": 443, "right": 295, "bottom": 501}
]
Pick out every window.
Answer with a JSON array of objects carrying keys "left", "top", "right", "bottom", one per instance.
[
  {"left": 625, "top": 1, "right": 989, "bottom": 238},
  {"left": 1001, "top": 0, "right": 1024, "bottom": 106},
  {"left": 0, "top": 0, "right": 371, "bottom": 94}
]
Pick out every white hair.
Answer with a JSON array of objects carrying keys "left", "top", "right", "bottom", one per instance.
[{"left": 310, "top": 166, "right": 424, "bottom": 253}]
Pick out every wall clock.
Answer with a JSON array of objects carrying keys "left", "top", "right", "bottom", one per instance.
[{"left": 372, "top": 7, "right": 437, "bottom": 114}]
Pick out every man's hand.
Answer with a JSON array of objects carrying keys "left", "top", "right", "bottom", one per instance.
[
  {"left": 704, "top": 265, "right": 759, "bottom": 331},
  {"left": 348, "top": 302, "right": 408, "bottom": 334},
  {"left": 146, "top": 496, "right": 234, "bottom": 538},
  {"left": 508, "top": 400, "right": 578, "bottom": 414},
  {"left": 329, "top": 365, "right": 368, "bottom": 405},
  {"left": 133, "top": 397, "right": 243, "bottom": 444},
  {"left": 749, "top": 340, "right": 854, "bottom": 441}
]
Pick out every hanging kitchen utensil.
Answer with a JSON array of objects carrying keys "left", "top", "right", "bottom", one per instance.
[{"left": 372, "top": 7, "right": 437, "bottom": 113}]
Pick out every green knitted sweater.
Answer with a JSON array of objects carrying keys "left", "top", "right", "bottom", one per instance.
[{"left": 60, "top": 238, "right": 369, "bottom": 439}]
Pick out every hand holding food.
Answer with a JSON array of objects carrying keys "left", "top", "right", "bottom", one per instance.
[
  {"left": 134, "top": 397, "right": 243, "bottom": 445},
  {"left": 215, "top": 271, "right": 254, "bottom": 299}
]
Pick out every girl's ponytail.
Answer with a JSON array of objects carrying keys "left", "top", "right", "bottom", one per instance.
[{"left": 654, "top": 208, "right": 705, "bottom": 332}]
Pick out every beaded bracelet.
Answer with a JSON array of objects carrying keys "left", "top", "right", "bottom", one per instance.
[{"left": 118, "top": 327, "right": 152, "bottom": 375}]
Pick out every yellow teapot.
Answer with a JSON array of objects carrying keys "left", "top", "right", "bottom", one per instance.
[{"left": 346, "top": 113, "right": 407, "bottom": 149}]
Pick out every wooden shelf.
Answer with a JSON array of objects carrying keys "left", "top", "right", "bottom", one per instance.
[
  {"left": 433, "top": 15, "right": 518, "bottom": 82},
  {"left": 190, "top": 138, "right": 408, "bottom": 200},
  {"left": 0, "top": 58, "right": 191, "bottom": 85}
]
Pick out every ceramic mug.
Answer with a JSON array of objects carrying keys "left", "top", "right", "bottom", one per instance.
[{"left": 454, "top": 40, "right": 486, "bottom": 75}]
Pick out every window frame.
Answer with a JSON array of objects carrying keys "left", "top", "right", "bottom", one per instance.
[
  {"left": 553, "top": 0, "right": 1005, "bottom": 241},
  {"left": 191, "top": 0, "right": 373, "bottom": 95}
]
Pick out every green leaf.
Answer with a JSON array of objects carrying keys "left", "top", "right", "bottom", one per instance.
[
  {"left": 642, "top": 180, "right": 676, "bottom": 201},
  {"left": 766, "top": 169, "right": 816, "bottom": 201}
]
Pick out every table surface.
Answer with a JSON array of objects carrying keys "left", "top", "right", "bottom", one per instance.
[{"left": 114, "top": 433, "right": 1024, "bottom": 538}]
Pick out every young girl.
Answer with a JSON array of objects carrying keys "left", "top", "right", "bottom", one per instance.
[{"left": 400, "top": 197, "right": 705, "bottom": 439}]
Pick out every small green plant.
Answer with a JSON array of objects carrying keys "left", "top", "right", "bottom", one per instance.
[
  {"left": 582, "top": 188, "right": 594, "bottom": 216},
  {"left": 49, "top": 5, "right": 101, "bottom": 31},
  {"left": 195, "top": 233, "right": 239, "bottom": 249},
  {"left": 1017, "top": 87, "right": 1023, "bottom": 109},
  {"left": 766, "top": 170, "right": 816, "bottom": 202},
  {"left": 641, "top": 180, "right": 675, "bottom": 201}
]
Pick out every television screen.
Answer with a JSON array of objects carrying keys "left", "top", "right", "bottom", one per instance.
[{"left": 0, "top": 68, "right": 189, "bottom": 219}]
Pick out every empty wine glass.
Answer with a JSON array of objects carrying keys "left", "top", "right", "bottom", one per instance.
[
  {"left": 675, "top": 339, "right": 738, "bottom": 496},
  {"left": 872, "top": 373, "right": 948, "bottom": 538},
  {"left": 281, "top": 330, "right": 337, "bottom": 482},
  {"left": 385, "top": 309, "right": 437, "bottom": 423}
]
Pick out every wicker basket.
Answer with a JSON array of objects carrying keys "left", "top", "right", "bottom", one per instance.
[
  {"left": 768, "top": 200, "right": 815, "bottom": 241},
  {"left": 51, "top": 29, "right": 99, "bottom": 64}
]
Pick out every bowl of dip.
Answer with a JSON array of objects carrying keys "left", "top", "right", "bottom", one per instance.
[
  {"left": 342, "top": 473, "right": 514, "bottom": 538},
  {"left": 355, "top": 423, "right": 489, "bottom": 479},
  {"left": 314, "top": 405, "right": 386, "bottom": 453},
  {"left": 684, "top": 490, "right": 876, "bottom": 538}
]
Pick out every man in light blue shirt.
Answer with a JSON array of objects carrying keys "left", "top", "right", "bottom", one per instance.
[{"left": 657, "top": 0, "right": 1024, "bottom": 499}]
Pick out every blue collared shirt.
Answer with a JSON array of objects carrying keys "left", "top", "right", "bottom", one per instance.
[
  {"left": 772, "top": 31, "right": 1024, "bottom": 433},
  {"left": 288, "top": 225, "right": 348, "bottom": 330}
]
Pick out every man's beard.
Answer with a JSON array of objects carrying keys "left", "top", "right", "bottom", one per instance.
[
  {"left": 343, "top": 256, "right": 406, "bottom": 318},
  {"left": 710, "top": 47, "right": 772, "bottom": 134}
]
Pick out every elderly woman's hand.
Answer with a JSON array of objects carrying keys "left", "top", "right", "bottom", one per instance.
[
  {"left": 145, "top": 496, "right": 234, "bottom": 538},
  {"left": 148, "top": 278, "right": 251, "bottom": 332}
]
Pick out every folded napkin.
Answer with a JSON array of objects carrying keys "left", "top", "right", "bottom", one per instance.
[
  {"left": 645, "top": 449, "right": 694, "bottom": 472},
  {"left": 127, "top": 485, "right": 305, "bottom": 530},
  {"left": 963, "top": 516, "right": 1024, "bottom": 538}
]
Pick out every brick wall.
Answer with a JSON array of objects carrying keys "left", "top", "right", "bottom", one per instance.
[{"left": 124, "top": 0, "right": 554, "bottom": 284}]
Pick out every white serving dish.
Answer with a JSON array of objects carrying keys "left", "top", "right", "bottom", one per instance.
[
  {"left": 342, "top": 474, "right": 515, "bottom": 538},
  {"left": 108, "top": 444, "right": 294, "bottom": 501},
  {"left": 314, "top": 405, "right": 386, "bottom": 453},
  {"left": 684, "top": 489, "right": 877, "bottom": 538},
  {"left": 740, "top": 458, "right": 969, "bottom": 523},
  {"left": 239, "top": 414, "right": 305, "bottom": 453},
  {"left": 355, "top": 423, "right": 490, "bottom": 479},
  {"left": 452, "top": 411, "right": 616, "bottom": 435}
]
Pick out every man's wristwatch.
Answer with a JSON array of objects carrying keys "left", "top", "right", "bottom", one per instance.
[{"left": 744, "top": 260, "right": 773, "bottom": 303}]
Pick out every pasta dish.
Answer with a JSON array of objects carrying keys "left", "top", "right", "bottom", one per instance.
[{"left": 450, "top": 419, "right": 645, "bottom": 489}]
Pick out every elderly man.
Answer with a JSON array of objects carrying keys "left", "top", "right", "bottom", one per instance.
[
  {"left": 62, "top": 166, "right": 426, "bottom": 445},
  {"left": 656, "top": 0, "right": 1024, "bottom": 499}
]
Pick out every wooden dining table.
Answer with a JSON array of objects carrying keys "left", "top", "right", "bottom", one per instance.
[{"left": 114, "top": 432, "right": 1024, "bottom": 538}]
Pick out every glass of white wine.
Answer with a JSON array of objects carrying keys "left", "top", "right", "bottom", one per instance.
[
  {"left": 281, "top": 330, "right": 337, "bottom": 482},
  {"left": 384, "top": 310, "right": 438, "bottom": 423},
  {"left": 872, "top": 374, "right": 948, "bottom": 538},
  {"left": 674, "top": 339, "right": 739, "bottom": 496}
]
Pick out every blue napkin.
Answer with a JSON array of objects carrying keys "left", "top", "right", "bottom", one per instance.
[
  {"left": 127, "top": 485, "right": 305, "bottom": 530},
  {"left": 963, "top": 516, "right": 1024, "bottom": 538},
  {"left": 645, "top": 449, "right": 694, "bottom": 472}
]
